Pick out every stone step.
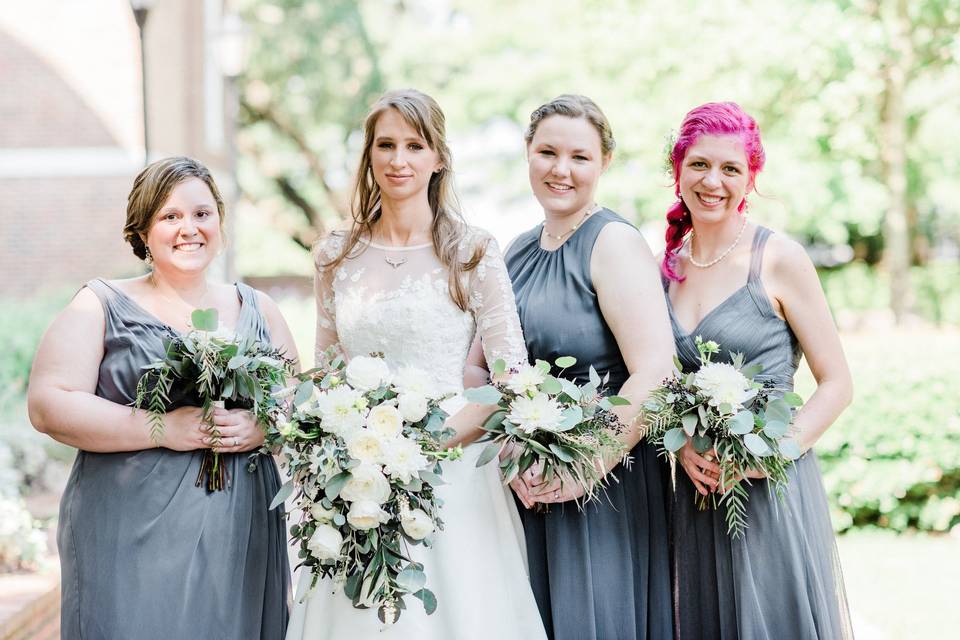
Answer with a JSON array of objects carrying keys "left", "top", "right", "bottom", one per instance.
[{"left": 0, "top": 573, "right": 59, "bottom": 640}]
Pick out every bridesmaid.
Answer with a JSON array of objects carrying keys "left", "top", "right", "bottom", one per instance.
[
  {"left": 470, "top": 94, "right": 675, "bottom": 639},
  {"left": 662, "top": 102, "right": 854, "bottom": 639},
  {"left": 27, "top": 157, "right": 296, "bottom": 639}
]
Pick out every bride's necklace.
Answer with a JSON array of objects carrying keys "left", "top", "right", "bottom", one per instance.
[
  {"left": 542, "top": 203, "right": 601, "bottom": 242},
  {"left": 688, "top": 217, "right": 748, "bottom": 269},
  {"left": 384, "top": 254, "right": 407, "bottom": 269}
]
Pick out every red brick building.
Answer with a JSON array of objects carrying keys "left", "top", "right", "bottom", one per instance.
[{"left": 0, "top": 0, "right": 238, "bottom": 298}]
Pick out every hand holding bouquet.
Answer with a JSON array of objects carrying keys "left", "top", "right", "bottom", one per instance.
[
  {"left": 266, "top": 354, "right": 462, "bottom": 625},
  {"left": 134, "top": 308, "right": 293, "bottom": 491},
  {"left": 643, "top": 336, "right": 803, "bottom": 538},
  {"left": 465, "top": 356, "right": 630, "bottom": 508}
]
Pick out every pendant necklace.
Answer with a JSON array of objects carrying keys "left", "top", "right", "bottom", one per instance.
[
  {"left": 384, "top": 255, "right": 408, "bottom": 269},
  {"left": 688, "top": 217, "right": 748, "bottom": 269},
  {"left": 542, "top": 203, "right": 601, "bottom": 242}
]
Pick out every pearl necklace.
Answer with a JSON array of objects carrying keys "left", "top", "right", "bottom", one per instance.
[
  {"left": 542, "top": 204, "right": 601, "bottom": 242},
  {"left": 688, "top": 217, "right": 748, "bottom": 269}
]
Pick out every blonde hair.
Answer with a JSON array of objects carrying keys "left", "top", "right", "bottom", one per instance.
[
  {"left": 322, "top": 89, "right": 485, "bottom": 310},
  {"left": 123, "top": 156, "right": 225, "bottom": 260}
]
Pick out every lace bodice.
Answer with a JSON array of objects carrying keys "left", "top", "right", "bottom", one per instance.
[{"left": 314, "top": 227, "right": 527, "bottom": 395}]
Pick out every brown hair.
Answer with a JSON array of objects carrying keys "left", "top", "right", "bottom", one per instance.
[
  {"left": 524, "top": 94, "right": 616, "bottom": 157},
  {"left": 322, "top": 89, "right": 485, "bottom": 311},
  {"left": 123, "top": 156, "right": 226, "bottom": 260}
]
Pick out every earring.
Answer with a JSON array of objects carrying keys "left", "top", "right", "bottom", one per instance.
[{"left": 144, "top": 246, "right": 153, "bottom": 264}]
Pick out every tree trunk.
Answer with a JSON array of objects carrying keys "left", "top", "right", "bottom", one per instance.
[{"left": 879, "top": 0, "right": 914, "bottom": 323}]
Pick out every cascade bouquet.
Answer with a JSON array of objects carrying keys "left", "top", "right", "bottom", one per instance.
[
  {"left": 465, "top": 356, "right": 630, "bottom": 507},
  {"left": 642, "top": 336, "right": 803, "bottom": 538},
  {"left": 134, "top": 308, "right": 293, "bottom": 491},
  {"left": 265, "top": 353, "right": 462, "bottom": 625}
]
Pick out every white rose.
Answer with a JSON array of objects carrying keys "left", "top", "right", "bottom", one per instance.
[
  {"left": 506, "top": 393, "right": 565, "bottom": 434},
  {"left": 693, "top": 362, "right": 757, "bottom": 412},
  {"left": 397, "top": 394, "right": 429, "bottom": 423},
  {"left": 392, "top": 366, "right": 439, "bottom": 399},
  {"left": 382, "top": 436, "right": 430, "bottom": 483},
  {"left": 309, "top": 503, "right": 338, "bottom": 523},
  {"left": 339, "top": 463, "right": 392, "bottom": 504},
  {"left": 345, "top": 356, "right": 391, "bottom": 391},
  {"left": 505, "top": 364, "right": 546, "bottom": 396},
  {"left": 306, "top": 523, "right": 343, "bottom": 561},
  {"left": 367, "top": 404, "right": 405, "bottom": 438},
  {"left": 313, "top": 386, "right": 368, "bottom": 436},
  {"left": 346, "top": 428, "right": 387, "bottom": 465},
  {"left": 400, "top": 508, "right": 435, "bottom": 540},
  {"left": 346, "top": 500, "right": 389, "bottom": 530}
]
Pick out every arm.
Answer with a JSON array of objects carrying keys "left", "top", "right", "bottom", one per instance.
[
  {"left": 27, "top": 287, "right": 206, "bottom": 453},
  {"left": 463, "top": 335, "right": 489, "bottom": 388},
  {"left": 531, "top": 223, "right": 677, "bottom": 502},
  {"left": 313, "top": 241, "right": 345, "bottom": 365},
  {"left": 767, "top": 236, "right": 853, "bottom": 452}
]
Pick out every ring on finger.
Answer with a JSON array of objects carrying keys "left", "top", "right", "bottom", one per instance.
[{"left": 233, "top": 437, "right": 239, "bottom": 447}]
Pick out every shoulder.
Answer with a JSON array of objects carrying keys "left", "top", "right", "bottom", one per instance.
[
  {"left": 251, "top": 287, "right": 283, "bottom": 317},
  {"left": 458, "top": 224, "right": 497, "bottom": 259},
  {"left": 594, "top": 213, "right": 650, "bottom": 258},
  {"left": 313, "top": 229, "right": 350, "bottom": 267},
  {"left": 762, "top": 228, "right": 814, "bottom": 275}
]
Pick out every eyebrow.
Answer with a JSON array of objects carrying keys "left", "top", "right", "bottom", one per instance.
[
  {"left": 374, "top": 135, "right": 426, "bottom": 144},
  {"left": 687, "top": 154, "right": 746, "bottom": 167},
  {"left": 536, "top": 143, "right": 593, "bottom": 154}
]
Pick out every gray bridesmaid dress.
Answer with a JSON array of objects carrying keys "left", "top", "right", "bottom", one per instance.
[
  {"left": 57, "top": 278, "right": 290, "bottom": 640},
  {"left": 505, "top": 208, "right": 673, "bottom": 640},
  {"left": 666, "top": 227, "right": 853, "bottom": 639}
]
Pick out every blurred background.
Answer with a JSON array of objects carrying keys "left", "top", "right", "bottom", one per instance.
[{"left": 0, "top": 0, "right": 958, "bottom": 638}]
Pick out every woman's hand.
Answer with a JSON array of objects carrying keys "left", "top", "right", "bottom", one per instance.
[
  {"left": 505, "top": 450, "right": 539, "bottom": 509},
  {"left": 204, "top": 407, "right": 264, "bottom": 453},
  {"left": 678, "top": 439, "right": 720, "bottom": 496},
  {"left": 528, "top": 473, "right": 588, "bottom": 505},
  {"left": 159, "top": 406, "right": 207, "bottom": 451}
]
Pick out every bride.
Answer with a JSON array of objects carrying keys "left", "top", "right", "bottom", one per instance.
[{"left": 285, "top": 89, "right": 547, "bottom": 639}]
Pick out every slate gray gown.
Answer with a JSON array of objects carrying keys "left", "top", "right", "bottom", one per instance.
[
  {"left": 504, "top": 208, "right": 674, "bottom": 640},
  {"left": 57, "top": 278, "right": 290, "bottom": 640},
  {"left": 665, "top": 226, "right": 854, "bottom": 640}
]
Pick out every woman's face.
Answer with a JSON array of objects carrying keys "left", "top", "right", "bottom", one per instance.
[
  {"left": 678, "top": 134, "right": 752, "bottom": 225},
  {"left": 527, "top": 115, "right": 609, "bottom": 217},
  {"left": 144, "top": 177, "right": 222, "bottom": 275},
  {"left": 370, "top": 108, "right": 442, "bottom": 205}
]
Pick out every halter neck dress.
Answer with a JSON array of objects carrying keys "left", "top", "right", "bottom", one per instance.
[
  {"left": 505, "top": 208, "right": 673, "bottom": 640},
  {"left": 57, "top": 278, "right": 290, "bottom": 639},
  {"left": 665, "top": 227, "right": 853, "bottom": 639}
]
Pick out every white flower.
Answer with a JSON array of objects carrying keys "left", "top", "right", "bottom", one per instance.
[
  {"left": 400, "top": 508, "right": 435, "bottom": 540},
  {"left": 275, "top": 414, "right": 297, "bottom": 439},
  {"left": 506, "top": 393, "right": 565, "bottom": 434},
  {"left": 345, "top": 356, "right": 391, "bottom": 391},
  {"left": 339, "top": 464, "right": 391, "bottom": 505},
  {"left": 397, "top": 394, "right": 429, "bottom": 423},
  {"left": 346, "top": 500, "right": 390, "bottom": 530},
  {"left": 309, "top": 503, "right": 338, "bottom": 523},
  {"left": 366, "top": 404, "right": 405, "bottom": 438},
  {"left": 506, "top": 364, "right": 546, "bottom": 396},
  {"left": 306, "top": 523, "right": 343, "bottom": 561},
  {"left": 693, "top": 362, "right": 757, "bottom": 412},
  {"left": 382, "top": 436, "right": 430, "bottom": 483},
  {"left": 346, "top": 428, "right": 387, "bottom": 464},
  {"left": 314, "top": 386, "right": 367, "bottom": 436},
  {"left": 392, "top": 366, "right": 439, "bottom": 399}
]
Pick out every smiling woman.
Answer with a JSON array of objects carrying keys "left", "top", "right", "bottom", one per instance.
[{"left": 26, "top": 156, "right": 299, "bottom": 639}]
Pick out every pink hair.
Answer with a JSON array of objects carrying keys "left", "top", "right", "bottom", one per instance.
[{"left": 662, "top": 102, "right": 766, "bottom": 281}]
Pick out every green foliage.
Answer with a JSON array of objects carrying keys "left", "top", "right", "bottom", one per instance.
[
  {"left": 0, "top": 291, "right": 70, "bottom": 402},
  {"left": 805, "top": 330, "right": 960, "bottom": 533}
]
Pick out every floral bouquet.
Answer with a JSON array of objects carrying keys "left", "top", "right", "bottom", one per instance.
[
  {"left": 265, "top": 354, "right": 462, "bottom": 625},
  {"left": 465, "top": 356, "right": 630, "bottom": 508},
  {"left": 642, "top": 336, "right": 804, "bottom": 538},
  {"left": 134, "top": 308, "right": 293, "bottom": 491}
]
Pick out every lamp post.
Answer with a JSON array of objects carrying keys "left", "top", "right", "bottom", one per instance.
[
  {"left": 214, "top": 11, "right": 249, "bottom": 283},
  {"left": 130, "top": 0, "right": 156, "bottom": 167}
]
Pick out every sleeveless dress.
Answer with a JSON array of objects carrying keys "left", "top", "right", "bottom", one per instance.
[
  {"left": 286, "top": 229, "right": 547, "bottom": 639},
  {"left": 57, "top": 278, "right": 290, "bottom": 640},
  {"left": 504, "top": 208, "right": 674, "bottom": 640},
  {"left": 665, "top": 227, "right": 854, "bottom": 640}
]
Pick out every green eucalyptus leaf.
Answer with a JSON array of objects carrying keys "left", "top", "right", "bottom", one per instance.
[
  {"left": 765, "top": 398, "right": 793, "bottom": 424},
  {"left": 227, "top": 355, "right": 250, "bottom": 370},
  {"left": 555, "top": 355, "right": 577, "bottom": 369},
  {"left": 548, "top": 443, "right": 575, "bottom": 462},
  {"left": 779, "top": 440, "right": 802, "bottom": 460},
  {"left": 269, "top": 480, "right": 294, "bottom": 510},
  {"left": 681, "top": 412, "right": 699, "bottom": 437},
  {"left": 606, "top": 395, "right": 630, "bottom": 406},
  {"left": 559, "top": 379, "right": 582, "bottom": 401},
  {"left": 782, "top": 392, "right": 804, "bottom": 407},
  {"left": 323, "top": 471, "right": 351, "bottom": 500},
  {"left": 475, "top": 441, "right": 502, "bottom": 468},
  {"left": 588, "top": 365, "right": 601, "bottom": 387},
  {"left": 743, "top": 433, "right": 771, "bottom": 456},
  {"left": 492, "top": 359, "right": 507, "bottom": 376},
  {"left": 191, "top": 308, "right": 219, "bottom": 332},
  {"left": 741, "top": 364, "right": 763, "bottom": 379},
  {"left": 763, "top": 420, "right": 789, "bottom": 438},
  {"left": 663, "top": 427, "right": 687, "bottom": 453},
  {"left": 419, "top": 470, "right": 445, "bottom": 486},
  {"left": 294, "top": 379, "right": 315, "bottom": 407},
  {"left": 540, "top": 376, "right": 563, "bottom": 394},
  {"left": 728, "top": 411, "right": 755, "bottom": 435},
  {"left": 558, "top": 405, "right": 583, "bottom": 431},
  {"left": 413, "top": 588, "right": 437, "bottom": 615},
  {"left": 344, "top": 572, "right": 362, "bottom": 600},
  {"left": 692, "top": 434, "right": 713, "bottom": 454},
  {"left": 463, "top": 385, "right": 503, "bottom": 405}
]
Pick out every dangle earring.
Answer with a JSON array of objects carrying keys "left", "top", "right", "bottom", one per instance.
[{"left": 144, "top": 246, "right": 153, "bottom": 265}]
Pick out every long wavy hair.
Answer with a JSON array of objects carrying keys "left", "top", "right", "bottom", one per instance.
[
  {"left": 662, "top": 102, "right": 766, "bottom": 281},
  {"left": 321, "top": 89, "right": 485, "bottom": 310}
]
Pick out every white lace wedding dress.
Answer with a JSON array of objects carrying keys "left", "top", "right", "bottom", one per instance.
[{"left": 286, "top": 228, "right": 547, "bottom": 640}]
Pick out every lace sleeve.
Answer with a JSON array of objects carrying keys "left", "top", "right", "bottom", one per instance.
[
  {"left": 464, "top": 230, "right": 528, "bottom": 369},
  {"left": 314, "top": 234, "right": 345, "bottom": 365}
]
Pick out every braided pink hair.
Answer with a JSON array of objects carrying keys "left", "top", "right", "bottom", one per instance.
[{"left": 662, "top": 102, "right": 766, "bottom": 281}]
